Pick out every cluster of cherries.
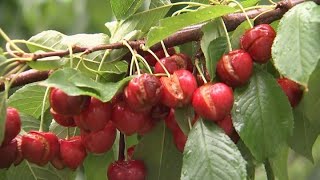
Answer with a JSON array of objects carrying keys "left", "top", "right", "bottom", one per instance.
[{"left": 0, "top": 24, "right": 304, "bottom": 180}]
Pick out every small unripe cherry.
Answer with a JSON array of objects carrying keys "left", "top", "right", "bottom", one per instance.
[
  {"left": 240, "top": 24, "right": 276, "bottom": 63},
  {"left": 81, "top": 122, "right": 116, "bottom": 154},
  {"left": 173, "top": 128, "right": 187, "bottom": 153},
  {"left": 107, "top": 160, "right": 146, "bottom": 180},
  {"left": 60, "top": 136, "right": 87, "bottom": 170},
  {"left": 111, "top": 101, "right": 150, "bottom": 136},
  {"left": 124, "top": 73, "right": 162, "bottom": 112},
  {"left": 141, "top": 47, "right": 175, "bottom": 66},
  {"left": 277, "top": 78, "right": 303, "bottom": 107},
  {"left": 49, "top": 88, "right": 90, "bottom": 116},
  {"left": 2, "top": 107, "right": 21, "bottom": 146},
  {"left": 0, "top": 139, "right": 17, "bottom": 169},
  {"left": 160, "top": 70, "right": 198, "bottom": 108},
  {"left": 50, "top": 108, "right": 76, "bottom": 127},
  {"left": 154, "top": 53, "right": 193, "bottom": 74},
  {"left": 192, "top": 83, "right": 234, "bottom": 122},
  {"left": 74, "top": 97, "right": 112, "bottom": 132},
  {"left": 216, "top": 50, "right": 253, "bottom": 87}
]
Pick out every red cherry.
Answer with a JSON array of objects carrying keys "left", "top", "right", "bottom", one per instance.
[
  {"left": 164, "top": 109, "right": 179, "bottom": 131},
  {"left": 277, "top": 78, "right": 303, "bottom": 107},
  {"left": 127, "top": 145, "right": 136, "bottom": 160},
  {"left": 50, "top": 108, "right": 76, "bottom": 127},
  {"left": 60, "top": 136, "right": 87, "bottom": 170},
  {"left": 192, "top": 83, "right": 234, "bottom": 122},
  {"left": 216, "top": 114, "right": 235, "bottom": 137},
  {"left": 51, "top": 155, "right": 65, "bottom": 170},
  {"left": 2, "top": 107, "right": 21, "bottom": 146},
  {"left": 216, "top": 50, "right": 253, "bottom": 87},
  {"left": 160, "top": 70, "right": 197, "bottom": 108},
  {"left": 124, "top": 74, "right": 162, "bottom": 112},
  {"left": 142, "top": 47, "right": 175, "bottom": 66},
  {"left": 240, "top": 24, "right": 276, "bottom": 63},
  {"left": 107, "top": 160, "right": 146, "bottom": 180},
  {"left": 13, "top": 135, "right": 23, "bottom": 166},
  {"left": 154, "top": 53, "right": 193, "bottom": 74},
  {"left": 173, "top": 128, "right": 187, "bottom": 153},
  {"left": 196, "top": 69, "right": 211, "bottom": 86},
  {"left": 111, "top": 101, "right": 150, "bottom": 136},
  {"left": 49, "top": 88, "right": 90, "bottom": 116},
  {"left": 74, "top": 97, "right": 112, "bottom": 132},
  {"left": 0, "top": 139, "right": 17, "bottom": 169},
  {"left": 137, "top": 118, "right": 156, "bottom": 136},
  {"left": 81, "top": 122, "right": 116, "bottom": 154}
]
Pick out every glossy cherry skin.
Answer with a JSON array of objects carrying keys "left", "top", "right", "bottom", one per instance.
[
  {"left": 173, "top": 128, "right": 187, "bottom": 153},
  {"left": 2, "top": 107, "right": 21, "bottom": 146},
  {"left": 192, "top": 83, "right": 234, "bottom": 122},
  {"left": 50, "top": 108, "right": 76, "bottom": 127},
  {"left": 216, "top": 50, "right": 253, "bottom": 87},
  {"left": 13, "top": 135, "right": 23, "bottom": 166},
  {"left": 60, "top": 136, "right": 87, "bottom": 170},
  {"left": 81, "top": 122, "right": 116, "bottom": 154},
  {"left": 107, "top": 160, "right": 146, "bottom": 180},
  {"left": 240, "top": 24, "right": 276, "bottom": 63},
  {"left": 124, "top": 74, "right": 162, "bottom": 112},
  {"left": 160, "top": 70, "right": 198, "bottom": 108},
  {"left": 111, "top": 101, "right": 150, "bottom": 136},
  {"left": 217, "top": 114, "right": 234, "bottom": 137},
  {"left": 49, "top": 88, "right": 90, "bottom": 116},
  {"left": 74, "top": 97, "right": 112, "bottom": 132},
  {"left": 0, "top": 139, "right": 17, "bottom": 169},
  {"left": 142, "top": 47, "right": 175, "bottom": 66},
  {"left": 154, "top": 53, "right": 193, "bottom": 74},
  {"left": 277, "top": 78, "right": 303, "bottom": 107}
]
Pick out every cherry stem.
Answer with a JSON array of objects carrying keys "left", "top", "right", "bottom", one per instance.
[
  {"left": 123, "top": 40, "right": 140, "bottom": 75},
  {"left": 39, "top": 87, "right": 50, "bottom": 132},
  {"left": 68, "top": 45, "right": 73, "bottom": 68},
  {"left": 0, "top": 28, "right": 24, "bottom": 53},
  {"left": 129, "top": 56, "right": 135, "bottom": 76},
  {"left": 118, "top": 133, "right": 126, "bottom": 161},
  {"left": 264, "top": 160, "right": 275, "bottom": 180},
  {"left": 229, "top": 0, "right": 253, "bottom": 28},
  {"left": 66, "top": 128, "right": 70, "bottom": 139},
  {"left": 195, "top": 59, "right": 207, "bottom": 84},
  {"left": 253, "top": 8, "right": 275, "bottom": 21},
  {"left": 188, "top": 118, "right": 192, "bottom": 130},
  {"left": 160, "top": 41, "right": 170, "bottom": 57},
  {"left": 145, "top": 47, "right": 171, "bottom": 77},
  {"left": 135, "top": 53, "right": 153, "bottom": 74},
  {"left": 95, "top": 50, "right": 110, "bottom": 81},
  {"left": 220, "top": 18, "right": 233, "bottom": 52}
]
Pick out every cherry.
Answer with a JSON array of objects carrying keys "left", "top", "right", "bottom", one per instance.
[
  {"left": 141, "top": 47, "right": 175, "bottom": 66},
  {"left": 0, "top": 139, "right": 17, "bottom": 169},
  {"left": 277, "top": 78, "right": 303, "bottom": 107},
  {"left": 173, "top": 128, "right": 187, "bottom": 153},
  {"left": 216, "top": 50, "right": 253, "bottom": 87},
  {"left": 240, "top": 24, "right": 276, "bottom": 63},
  {"left": 124, "top": 73, "right": 162, "bottom": 112},
  {"left": 60, "top": 136, "right": 87, "bottom": 170},
  {"left": 51, "top": 155, "right": 65, "bottom": 170},
  {"left": 2, "top": 107, "right": 21, "bottom": 146},
  {"left": 127, "top": 145, "right": 136, "bottom": 160},
  {"left": 137, "top": 118, "right": 156, "bottom": 136},
  {"left": 13, "top": 135, "right": 23, "bottom": 166},
  {"left": 111, "top": 101, "right": 150, "bottom": 136},
  {"left": 50, "top": 108, "right": 76, "bottom": 127},
  {"left": 154, "top": 53, "right": 193, "bottom": 74},
  {"left": 216, "top": 114, "right": 235, "bottom": 137},
  {"left": 164, "top": 109, "right": 179, "bottom": 131},
  {"left": 196, "top": 69, "right": 211, "bottom": 86},
  {"left": 81, "top": 122, "right": 116, "bottom": 154},
  {"left": 150, "top": 104, "right": 170, "bottom": 121},
  {"left": 74, "top": 97, "right": 112, "bottom": 132},
  {"left": 192, "top": 83, "right": 234, "bottom": 122},
  {"left": 107, "top": 160, "right": 146, "bottom": 180},
  {"left": 160, "top": 70, "right": 197, "bottom": 108},
  {"left": 49, "top": 87, "right": 90, "bottom": 116}
]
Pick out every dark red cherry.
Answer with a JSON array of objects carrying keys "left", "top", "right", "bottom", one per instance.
[
  {"left": 49, "top": 87, "right": 90, "bottom": 116},
  {"left": 137, "top": 118, "right": 156, "bottom": 136},
  {"left": 81, "top": 122, "right": 116, "bottom": 154},
  {"left": 74, "top": 97, "right": 112, "bottom": 132},
  {"left": 164, "top": 109, "right": 179, "bottom": 131},
  {"left": 173, "top": 128, "right": 187, "bottom": 153},
  {"left": 216, "top": 114, "right": 235, "bottom": 137},
  {"left": 240, "top": 24, "right": 276, "bottom": 63},
  {"left": 150, "top": 104, "right": 170, "bottom": 121},
  {"left": 154, "top": 53, "right": 193, "bottom": 74},
  {"left": 142, "top": 47, "right": 175, "bottom": 66},
  {"left": 192, "top": 83, "right": 234, "bottom": 122},
  {"left": 2, "top": 107, "right": 21, "bottom": 146},
  {"left": 13, "top": 135, "right": 23, "bottom": 166},
  {"left": 107, "top": 160, "right": 146, "bottom": 180},
  {"left": 124, "top": 73, "right": 162, "bottom": 112},
  {"left": 160, "top": 70, "right": 197, "bottom": 108},
  {"left": 0, "top": 139, "right": 17, "bottom": 169},
  {"left": 60, "top": 136, "right": 87, "bottom": 170},
  {"left": 216, "top": 50, "right": 253, "bottom": 87},
  {"left": 277, "top": 78, "right": 303, "bottom": 107},
  {"left": 50, "top": 108, "right": 76, "bottom": 127}
]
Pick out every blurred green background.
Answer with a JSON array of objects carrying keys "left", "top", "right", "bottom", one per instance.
[{"left": 1, "top": 0, "right": 320, "bottom": 179}]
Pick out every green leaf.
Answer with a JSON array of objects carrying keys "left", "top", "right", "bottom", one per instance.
[
  {"left": 230, "top": 20, "right": 252, "bottom": 49},
  {"left": 237, "top": 140, "right": 256, "bottom": 180},
  {"left": 20, "top": 112, "right": 50, "bottom": 132},
  {"left": 84, "top": 152, "right": 114, "bottom": 180},
  {"left": 40, "top": 68, "right": 132, "bottom": 102},
  {"left": 0, "top": 169, "right": 6, "bottom": 180},
  {"left": 239, "top": 0, "right": 259, "bottom": 8},
  {"left": 146, "top": 5, "right": 236, "bottom": 47},
  {"left": 149, "top": 0, "right": 171, "bottom": 9},
  {"left": 181, "top": 119, "right": 247, "bottom": 180},
  {"left": 6, "top": 162, "right": 75, "bottom": 180},
  {"left": 206, "top": 37, "right": 227, "bottom": 81},
  {"left": 133, "top": 122, "right": 183, "bottom": 180},
  {"left": 289, "top": 101, "right": 320, "bottom": 162},
  {"left": 49, "top": 121, "right": 79, "bottom": 139},
  {"left": 8, "top": 84, "right": 49, "bottom": 119},
  {"left": 232, "top": 68, "right": 294, "bottom": 161},
  {"left": 110, "top": 0, "right": 143, "bottom": 20},
  {"left": 269, "top": 145, "right": 289, "bottom": 180},
  {"left": 174, "top": 105, "right": 194, "bottom": 135},
  {"left": 27, "top": 56, "right": 68, "bottom": 71},
  {"left": 0, "top": 91, "right": 8, "bottom": 145},
  {"left": 272, "top": 2, "right": 320, "bottom": 86}
]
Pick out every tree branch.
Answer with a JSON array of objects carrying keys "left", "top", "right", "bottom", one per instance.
[{"left": 1, "top": 0, "right": 318, "bottom": 91}]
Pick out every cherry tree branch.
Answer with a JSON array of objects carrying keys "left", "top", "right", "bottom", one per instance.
[{"left": 0, "top": 0, "right": 318, "bottom": 91}]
